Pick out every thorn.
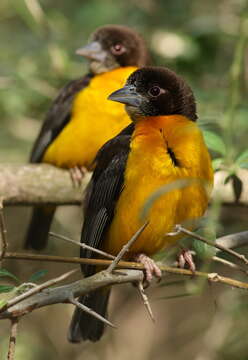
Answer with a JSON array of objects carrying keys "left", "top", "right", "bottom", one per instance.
[
  {"left": 69, "top": 296, "right": 116, "bottom": 329},
  {"left": 107, "top": 221, "right": 149, "bottom": 273},
  {"left": 49, "top": 231, "right": 114, "bottom": 260},
  {"left": 137, "top": 281, "right": 155, "bottom": 322}
]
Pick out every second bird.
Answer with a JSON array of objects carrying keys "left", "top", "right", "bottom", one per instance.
[{"left": 25, "top": 25, "right": 150, "bottom": 250}]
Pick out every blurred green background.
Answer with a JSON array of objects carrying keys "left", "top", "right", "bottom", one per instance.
[{"left": 1, "top": 0, "right": 248, "bottom": 359}]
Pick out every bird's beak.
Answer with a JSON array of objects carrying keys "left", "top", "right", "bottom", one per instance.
[
  {"left": 108, "top": 85, "right": 143, "bottom": 107},
  {"left": 76, "top": 41, "right": 107, "bottom": 62}
]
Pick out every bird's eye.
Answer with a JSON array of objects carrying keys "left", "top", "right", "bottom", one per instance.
[
  {"left": 148, "top": 86, "right": 162, "bottom": 97},
  {"left": 111, "top": 43, "right": 125, "bottom": 55}
]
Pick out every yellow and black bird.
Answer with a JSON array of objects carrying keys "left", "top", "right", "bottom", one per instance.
[
  {"left": 68, "top": 66, "right": 213, "bottom": 342},
  {"left": 25, "top": 25, "right": 150, "bottom": 250}
]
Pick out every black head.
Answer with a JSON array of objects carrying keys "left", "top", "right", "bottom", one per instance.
[
  {"left": 108, "top": 67, "right": 197, "bottom": 121},
  {"left": 76, "top": 25, "right": 150, "bottom": 74}
]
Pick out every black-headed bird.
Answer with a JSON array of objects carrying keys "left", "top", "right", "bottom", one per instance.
[
  {"left": 68, "top": 66, "right": 213, "bottom": 343},
  {"left": 25, "top": 25, "right": 150, "bottom": 250}
]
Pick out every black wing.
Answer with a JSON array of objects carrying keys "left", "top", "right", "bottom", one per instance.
[
  {"left": 30, "top": 74, "right": 93, "bottom": 163},
  {"left": 81, "top": 123, "right": 134, "bottom": 276}
]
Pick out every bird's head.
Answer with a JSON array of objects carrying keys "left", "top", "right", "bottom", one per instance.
[
  {"left": 108, "top": 67, "right": 197, "bottom": 121},
  {"left": 76, "top": 25, "right": 150, "bottom": 74}
]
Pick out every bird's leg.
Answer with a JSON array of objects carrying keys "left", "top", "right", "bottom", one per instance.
[
  {"left": 178, "top": 248, "right": 196, "bottom": 273},
  {"left": 69, "top": 166, "right": 87, "bottom": 187},
  {"left": 134, "top": 253, "right": 162, "bottom": 285}
]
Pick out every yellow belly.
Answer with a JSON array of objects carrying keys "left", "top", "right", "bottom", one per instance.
[
  {"left": 43, "top": 66, "right": 137, "bottom": 169},
  {"left": 103, "top": 115, "right": 213, "bottom": 256}
]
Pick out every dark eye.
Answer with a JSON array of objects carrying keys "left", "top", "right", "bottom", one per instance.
[
  {"left": 148, "top": 86, "right": 161, "bottom": 97},
  {"left": 111, "top": 43, "right": 125, "bottom": 55}
]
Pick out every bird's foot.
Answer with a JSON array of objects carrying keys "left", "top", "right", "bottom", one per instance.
[
  {"left": 69, "top": 166, "right": 87, "bottom": 187},
  {"left": 178, "top": 249, "right": 196, "bottom": 273},
  {"left": 134, "top": 253, "right": 162, "bottom": 285}
]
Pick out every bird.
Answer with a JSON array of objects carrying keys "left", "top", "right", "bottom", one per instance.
[
  {"left": 25, "top": 25, "right": 150, "bottom": 250},
  {"left": 68, "top": 66, "right": 214, "bottom": 343}
]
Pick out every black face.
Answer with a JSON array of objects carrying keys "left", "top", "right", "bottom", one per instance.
[
  {"left": 91, "top": 25, "right": 150, "bottom": 68},
  {"left": 108, "top": 67, "right": 197, "bottom": 121},
  {"left": 76, "top": 25, "right": 150, "bottom": 74}
]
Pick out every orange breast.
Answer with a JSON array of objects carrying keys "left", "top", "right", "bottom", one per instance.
[{"left": 103, "top": 115, "right": 213, "bottom": 257}]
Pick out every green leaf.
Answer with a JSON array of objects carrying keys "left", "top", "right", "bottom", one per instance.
[
  {"left": 193, "top": 224, "right": 217, "bottom": 259},
  {"left": 0, "top": 299, "right": 7, "bottom": 309},
  {"left": 0, "top": 269, "right": 20, "bottom": 283},
  {"left": 29, "top": 269, "right": 48, "bottom": 282},
  {"left": 0, "top": 285, "right": 15, "bottom": 293},
  {"left": 236, "top": 149, "right": 248, "bottom": 169},
  {"left": 212, "top": 158, "right": 223, "bottom": 170},
  {"left": 203, "top": 130, "right": 226, "bottom": 156}
]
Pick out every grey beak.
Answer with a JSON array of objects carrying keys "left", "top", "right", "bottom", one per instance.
[
  {"left": 108, "top": 85, "right": 142, "bottom": 107},
  {"left": 76, "top": 41, "right": 107, "bottom": 62}
]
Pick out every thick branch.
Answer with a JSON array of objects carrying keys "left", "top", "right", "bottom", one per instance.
[
  {"left": 0, "top": 269, "right": 144, "bottom": 319},
  {"left": 0, "top": 164, "right": 91, "bottom": 205},
  {"left": 0, "top": 164, "right": 248, "bottom": 206},
  {"left": 1, "top": 263, "right": 248, "bottom": 321}
]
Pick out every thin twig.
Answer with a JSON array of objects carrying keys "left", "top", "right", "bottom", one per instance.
[
  {"left": 7, "top": 318, "right": 19, "bottom": 360},
  {"left": 49, "top": 232, "right": 114, "bottom": 260},
  {"left": 213, "top": 256, "right": 248, "bottom": 275},
  {"left": 2, "top": 269, "right": 77, "bottom": 313},
  {"left": 4, "top": 252, "right": 248, "bottom": 291},
  {"left": 107, "top": 221, "right": 149, "bottom": 273},
  {"left": 0, "top": 199, "right": 7, "bottom": 264},
  {"left": 137, "top": 281, "right": 155, "bottom": 322},
  {"left": 69, "top": 295, "right": 116, "bottom": 329},
  {"left": 171, "top": 225, "right": 248, "bottom": 266}
]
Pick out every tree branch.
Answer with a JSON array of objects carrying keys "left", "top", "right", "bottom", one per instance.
[
  {"left": 0, "top": 164, "right": 90, "bottom": 205},
  {"left": 1, "top": 263, "right": 248, "bottom": 322},
  {"left": 0, "top": 164, "right": 248, "bottom": 206},
  {"left": 0, "top": 269, "right": 144, "bottom": 319},
  {"left": 7, "top": 318, "right": 19, "bottom": 360}
]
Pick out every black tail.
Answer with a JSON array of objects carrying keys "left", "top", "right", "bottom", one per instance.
[
  {"left": 25, "top": 206, "right": 56, "bottom": 250},
  {"left": 68, "top": 289, "right": 110, "bottom": 343}
]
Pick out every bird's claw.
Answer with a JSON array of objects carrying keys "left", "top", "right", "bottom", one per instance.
[
  {"left": 178, "top": 249, "right": 196, "bottom": 273},
  {"left": 69, "top": 166, "right": 87, "bottom": 187},
  {"left": 134, "top": 253, "right": 162, "bottom": 286}
]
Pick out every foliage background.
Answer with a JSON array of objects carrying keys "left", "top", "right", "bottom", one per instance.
[{"left": 0, "top": 0, "right": 248, "bottom": 359}]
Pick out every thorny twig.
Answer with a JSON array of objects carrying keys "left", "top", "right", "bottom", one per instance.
[
  {"left": 168, "top": 225, "right": 248, "bottom": 267},
  {"left": 213, "top": 255, "right": 248, "bottom": 275},
  {"left": 49, "top": 231, "right": 115, "bottom": 259},
  {"left": 107, "top": 221, "right": 149, "bottom": 273},
  {"left": 2, "top": 253, "right": 248, "bottom": 291},
  {"left": 49, "top": 230, "right": 248, "bottom": 276},
  {"left": 7, "top": 318, "right": 19, "bottom": 360},
  {"left": 137, "top": 281, "right": 155, "bottom": 322},
  {"left": 1, "top": 269, "right": 78, "bottom": 313},
  {"left": 69, "top": 295, "right": 116, "bottom": 329}
]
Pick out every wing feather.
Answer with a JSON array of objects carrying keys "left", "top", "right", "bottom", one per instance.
[
  {"left": 80, "top": 123, "right": 134, "bottom": 276},
  {"left": 30, "top": 74, "right": 93, "bottom": 163}
]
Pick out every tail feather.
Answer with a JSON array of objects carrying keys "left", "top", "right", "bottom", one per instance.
[
  {"left": 68, "top": 289, "right": 110, "bottom": 343},
  {"left": 25, "top": 206, "right": 56, "bottom": 250}
]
